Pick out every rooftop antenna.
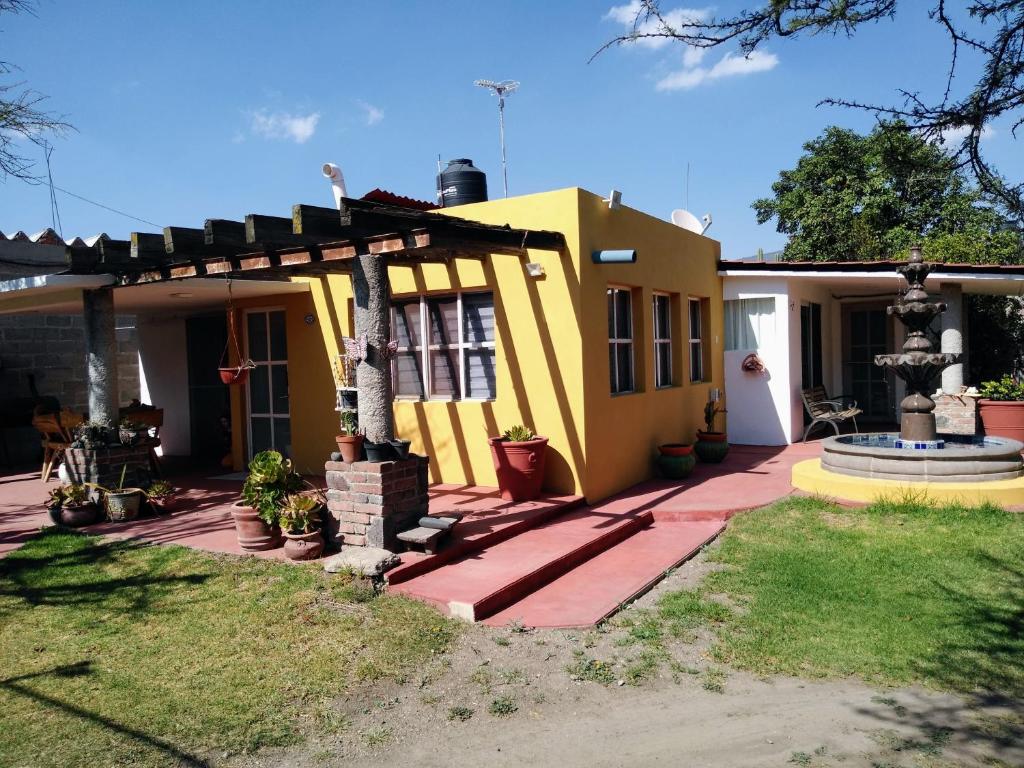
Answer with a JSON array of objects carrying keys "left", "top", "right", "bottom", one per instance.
[{"left": 474, "top": 79, "right": 519, "bottom": 197}]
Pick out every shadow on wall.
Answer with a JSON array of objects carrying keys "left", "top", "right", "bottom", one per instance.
[
  {"left": 725, "top": 350, "right": 787, "bottom": 445},
  {"left": 393, "top": 253, "right": 584, "bottom": 496}
]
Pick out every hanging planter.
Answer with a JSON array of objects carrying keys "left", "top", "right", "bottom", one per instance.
[{"left": 218, "top": 278, "right": 257, "bottom": 386}]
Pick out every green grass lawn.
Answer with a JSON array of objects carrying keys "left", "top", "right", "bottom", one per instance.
[
  {"left": 651, "top": 495, "right": 1024, "bottom": 695},
  {"left": 0, "top": 530, "right": 458, "bottom": 768}
]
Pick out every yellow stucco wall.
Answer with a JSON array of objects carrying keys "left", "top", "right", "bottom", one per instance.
[{"left": 228, "top": 187, "right": 722, "bottom": 503}]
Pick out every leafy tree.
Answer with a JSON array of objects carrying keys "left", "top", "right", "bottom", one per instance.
[
  {"left": 599, "top": 1, "right": 1024, "bottom": 221},
  {"left": 0, "top": 0, "right": 69, "bottom": 180},
  {"left": 752, "top": 121, "right": 1022, "bottom": 263}
]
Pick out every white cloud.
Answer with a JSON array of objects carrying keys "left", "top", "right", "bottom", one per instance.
[
  {"left": 247, "top": 110, "right": 320, "bottom": 143},
  {"left": 604, "top": 1, "right": 711, "bottom": 50},
  {"left": 656, "top": 49, "right": 779, "bottom": 91},
  {"left": 358, "top": 100, "right": 384, "bottom": 127},
  {"left": 939, "top": 124, "right": 995, "bottom": 145}
]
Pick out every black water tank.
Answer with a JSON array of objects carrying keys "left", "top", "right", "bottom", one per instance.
[{"left": 437, "top": 158, "right": 488, "bottom": 207}]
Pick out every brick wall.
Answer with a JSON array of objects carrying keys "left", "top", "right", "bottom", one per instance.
[
  {"left": 64, "top": 443, "right": 154, "bottom": 489},
  {"left": 0, "top": 314, "right": 140, "bottom": 411},
  {"left": 933, "top": 394, "right": 978, "bottom": 436},
  {"left": 324, "top": 455, "right": 429, "bottom": 550}
]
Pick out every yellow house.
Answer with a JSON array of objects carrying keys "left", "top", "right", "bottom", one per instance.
[{"left": 225, "top": 186, "right": 723, "bottom": 503}]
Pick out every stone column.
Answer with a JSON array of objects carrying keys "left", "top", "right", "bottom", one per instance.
[
  {"left": 82, "top": 287, "right": 120, "bottom": 426},
  {"left": 940, "top": 283, "right": 964, "bottom": 393}
]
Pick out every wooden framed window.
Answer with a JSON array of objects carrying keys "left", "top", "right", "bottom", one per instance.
[
  {"left": 608, "top": 287, "right": 634, "bottom": 394},
  {"left": 688, "top": 297, "right": 706, "bottom": 383},
  {"left": 653, "top": 292, "right": 673, "bottom": 388},
  {"left": 390, "top": 292, "right": 496, "bottom": 401}
]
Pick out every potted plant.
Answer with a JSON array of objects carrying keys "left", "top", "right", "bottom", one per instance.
[
  {"left": 389, "top": 437, "right": 412, "bottom": 460},
  {"left": 694, "top": 401, "right": 729, "bottom": 463},
  {"left": 656, "top": 443, "right": 695, "bottom": 479},
  {"left": 235, "top": 450, "right": 301, "bottom": 551},
  {"left": 488, "top": 425, "right": 548, "bottom": 502},
  {"left": 144, "top": 481, "right": 177, "bottom": 515},
  {"left": 46, "top": 484, "right": 99, "bottom": 527},
  {"left": 118, "top": 418, "right": 146, "bottom": 446},
  {"left": 978, "top": 374, "right": 1024, "bottom": 441},
  {"left": 279, "top": 493, "right": 325, "bottom": 560},
  {"left": 335, "top": 410, "right": 364, "bottom": 464},
  {"left": 88, "top": 465, "right": 144, "bottom": 522}
]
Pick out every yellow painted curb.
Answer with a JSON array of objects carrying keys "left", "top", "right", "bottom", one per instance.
[{"left": 791, "top": 459, "right": 1024, "bottom": 506}]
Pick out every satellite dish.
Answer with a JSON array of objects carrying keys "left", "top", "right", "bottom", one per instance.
[
  {"left": 671, "top": 209, "right": 713, "bottom": 235},
  {"left": 671, "top": 209, "right": 703, "bottom": 233}
]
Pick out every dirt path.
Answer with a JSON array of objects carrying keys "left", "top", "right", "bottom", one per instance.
[{"left": 235, "top": 550, "right": 1023, "bottom": 768}]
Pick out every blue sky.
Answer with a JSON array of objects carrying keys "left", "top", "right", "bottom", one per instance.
[{"left": 2, "top": 1, "right": 1021, "bottom": 258}]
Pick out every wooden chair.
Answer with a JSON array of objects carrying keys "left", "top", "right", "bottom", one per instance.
[
  {"left": 800, "top": 386, "right": 862, "bottom": 442},
  {"left": 31, "top": 409, "right": 83, "bottom": 482},
  {"left": 120, "top": 407, "right": 164, "bottom": 477}
]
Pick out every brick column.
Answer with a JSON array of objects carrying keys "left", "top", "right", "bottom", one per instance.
[
  {"left": 324, "top": 455, "right": 429, "bottom": 550},
  {"left": 932, "top": 394, "right": 978, "bottom": 436}
]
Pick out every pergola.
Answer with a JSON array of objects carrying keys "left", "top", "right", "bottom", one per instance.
[{"left": 17, "top": 196, "right": 566, "bottom": 444}]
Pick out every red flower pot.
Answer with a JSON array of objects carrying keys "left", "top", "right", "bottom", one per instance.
[
  {"left": 978, "top": 399, "right": 1024, "bottom": 442},
  {"left": 231, "top": 502, "right": 281, "bottom": 551},
  {"left": 658, "top": 443, "right": 693, "bottom": 457},
  {"left": 488, "top": 436, "right": 548, "bottom": 502},
  {"left": 219, "top": 367, "right": 250, "bottom": 386},
  {"left": 335, "top": 434, "right": 365, "bottom": 464}
]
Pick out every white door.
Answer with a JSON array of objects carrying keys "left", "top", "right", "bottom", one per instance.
[{"left": 245, "top": 309, "right": 291, "bottom": 458}]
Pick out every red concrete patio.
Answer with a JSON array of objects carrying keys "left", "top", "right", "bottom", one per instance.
[{"left": 1, "top": 444, "right": 817, "bottom": 627}]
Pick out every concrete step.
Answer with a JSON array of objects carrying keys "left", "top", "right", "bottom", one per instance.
[
  {"left": 483, "top": 519, "right": 725, "bottom": 629},
  {"left": 385, "top": 494, "right": 585, "bottom": 586},
  {"left": 390, "top": 506, "right": 653, "bottom": 621}
]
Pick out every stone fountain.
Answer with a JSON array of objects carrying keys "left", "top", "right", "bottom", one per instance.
[
  {"left": 806, "top": 246, "right": 1024, "bottom": 488},
  {"left": 875, "top": 244, "right": 959, "bottom": 445}
]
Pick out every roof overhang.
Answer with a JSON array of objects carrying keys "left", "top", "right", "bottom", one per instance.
[
  {"left": 0, "top": 275, "right": 309, "bottom": 315},
  {"left": 718, "top": 261, "right": 1024, "bottom": 297}
]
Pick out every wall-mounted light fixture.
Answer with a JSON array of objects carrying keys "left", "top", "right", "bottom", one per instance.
[
  {"left": 603, "top": 190, "right": 622, "bottom": 210},
  {"left": 592, "top": 249, "right": 637, "bottom": 264},
  {"left": 525, "top": 262, "right": 545, "bottom": 278}
]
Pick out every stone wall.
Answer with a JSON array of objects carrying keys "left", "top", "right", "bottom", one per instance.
[
  {"left": 324, "top": 456, "right": 429, "bottom": 550},
  {"left": 933, "top": 394, "right": 978, "bottom": 435},
  {"left": 0, "top": 314, "right": 140, "bottom": 412}
]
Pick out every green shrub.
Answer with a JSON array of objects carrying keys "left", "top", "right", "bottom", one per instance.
[
  {"left": 978, "top": 374, "right": 1024, "bottom": 401},
  {"left": 241, "top": 450, "right": 303, "bottom": 525}
]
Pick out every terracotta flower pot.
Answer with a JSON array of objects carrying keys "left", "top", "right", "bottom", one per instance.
[
  {"left": 658, "top": 443, "right": 693, "bottom": 457},
  {"left": 231, "top": 502, "right": 282, "bottom": 551},
  {"left": 335, "top": 434, "right": 364, "bottom": 464},
  {"left": 147, "top": 496, "right": 176, "bottom": 515},
  {"left": 219, "top": 367, "right": 250, "bottom": 386},
  {"left": 978, "top": 399, "right": 1024, "bottom": 442},
  {"left": 283, "top": 530, "right": 324, "bottom": 561},
  {"left": 694, "top": 431, "right": 730, "bottom": 463},
  {"left": 59, "top": 502, "right": 99, "bottom": 528},
  {"left": 488, "top": 436, "right": 548, "bottom": 502}
]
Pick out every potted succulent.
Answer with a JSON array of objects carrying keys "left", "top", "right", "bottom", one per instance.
[
  {"left": 88, "top": 465, "right": 144, "bottom": 522},
  {"left": 235, "top": 450, "right": 301, "bottom": 551},
  {"left": 279, "top": 493, "right": 325, "bottom": 560},
  {"left": 656, "top": 443, "right": 695, "bottom": 479},
  {"left": 978, "top": 374, "right": 1024, "bottom": 441},
  {"left": 694, "top": 401, "right": 729, "bottom": 463},
  {"left": 488, "top": 425, "right": 548, "bottom": 502},
  {"left": 144, "top": 481, "right": 177, "bottom": 515},
  {"left": 118, "top": 418, "right": 147, "bottom": 446},
  {"left": 335, "top": 410, "right": 364, "bottom": 464},
  {"left": 46, "top": 483, "right": 99, "bottom": 527}
]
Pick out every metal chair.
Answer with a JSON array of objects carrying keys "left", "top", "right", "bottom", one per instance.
[{"left": 801, "top": 386, "right": 862, "bottom": 442}]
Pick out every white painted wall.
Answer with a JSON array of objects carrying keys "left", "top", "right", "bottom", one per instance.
[
  {"left": 786, "top": 281, "right": 837, "bottom": 442},
  {"left": 137, "top": 315, "right": 190, "bottom": 456},
  {"left": 723, "top": 278, "right": 791, "bottom": 445}
]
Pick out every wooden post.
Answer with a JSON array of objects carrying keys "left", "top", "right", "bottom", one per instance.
[
  {"left": 82, "top": 287, "right": 120, "bottom": 427},
  {"left": 352, "top": 253, "right": 394, "bottom": 443}
]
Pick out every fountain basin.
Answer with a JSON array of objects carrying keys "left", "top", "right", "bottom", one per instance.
[{"left": 821, "top": 433, "right": 1023, "bottom": 482}]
